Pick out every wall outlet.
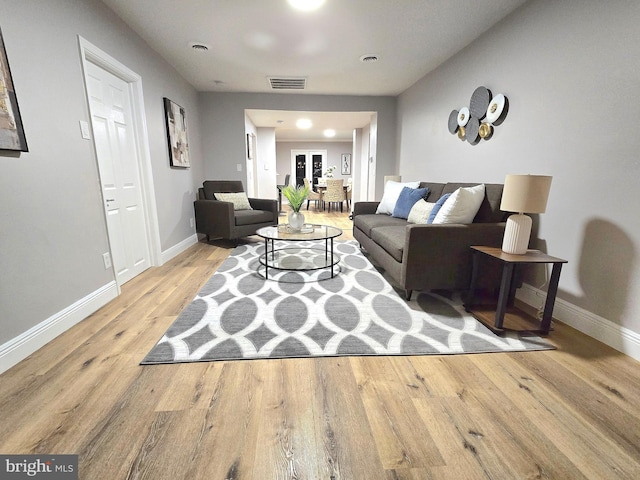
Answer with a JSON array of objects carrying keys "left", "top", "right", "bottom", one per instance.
[
  {"left": 189, "top": 217, "right": 194, "bottom": 228},
  {"left": 102, "top": 252, "right": 112, "bottom": 269},
  {"left": 237, "top": 163, "right": 242, "bottom": 172}
]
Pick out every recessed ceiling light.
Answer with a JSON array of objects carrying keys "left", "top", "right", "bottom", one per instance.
[
  {"left": 360, "top": 54, "right": 379, "bottom": 63},
  {"left": 296, "top": 118, "right": 312, "bottom": 129},
  {"left": 323, "top": 129, "right": 336, "bottom": 138},
  {"left": 288, "top": 0, "right": 325, "bottom": 12}
]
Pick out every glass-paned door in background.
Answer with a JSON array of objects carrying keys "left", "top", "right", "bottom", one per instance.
[
  {"left": 290, "top": 150, "right": 327, "bottom": 188},
  {"left": 312, "top": 154, "right": 323, "bottom": 187},
  {"left": 295, "top": 154, "right": 306, "bottom": 187}
]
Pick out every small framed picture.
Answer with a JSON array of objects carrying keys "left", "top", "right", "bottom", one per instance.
[
  {"left": 163, "top": 97, "right": 190, "bottom": 168},
  {"left": 341, "top": 153, "right": 351, "bottom": 175},
  {"left": 246, "top": 133, "right": 255, "bottom": 159}
]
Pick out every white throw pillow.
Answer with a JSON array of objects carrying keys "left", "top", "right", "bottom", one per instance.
[
  {"left": 407, "top": 200, "right": 436, "bottom": 224},
  {"left": 432, "top": 184, "right": 485, "bottom": 224},
  {"left": 214, "top": 191, "right": 253, "bottom": 211},
  {"left": 375, "top": 180, "right": 420, "bottom": 215}
]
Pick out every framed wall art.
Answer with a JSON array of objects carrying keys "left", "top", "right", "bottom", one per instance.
[
  {"left": 163, "top": 97, "right": 190, "bottom": 168},
  {"left": 246, "top": 133, "right": 255, "bottom": 159},
  {"left": 341, "top": 153, "right": 351, "bottom": 175},
  {"left": 0, "top": 28, "right": 28, "bottom": 152}
]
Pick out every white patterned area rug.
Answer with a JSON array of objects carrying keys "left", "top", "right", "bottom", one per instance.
[{"left": 141, "top": 241, "right": 554, "bottom": 364}]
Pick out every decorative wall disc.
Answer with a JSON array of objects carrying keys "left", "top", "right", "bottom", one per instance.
[
  {"left": 479, "top": 122, "right": 493, "bottom": 139},
  {"left": 447, "top": 86, "right": 508, "bottom": 145},
  {"left": 470, "top": 86, "right": 491, "bottom": 119},
  {"left": 457, "top": 107, "right": 470, "bottom": 127},
  {"left": 486, "top": 93, "right": 506, "bottom": 124},
  {"left": 465, "top": 116, "right": 480, "bottom": 144},
  {"left": 448, "top": 110, "right": 459, "bottom": 134}
]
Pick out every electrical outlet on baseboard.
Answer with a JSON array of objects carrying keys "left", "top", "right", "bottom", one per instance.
[{"left": 102, "top": 252, "right": 112, "bottom": 269}]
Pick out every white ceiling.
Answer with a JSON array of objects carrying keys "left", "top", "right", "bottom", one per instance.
[{"left": 100, "top": 0, "right": 526, "bottom": 140}]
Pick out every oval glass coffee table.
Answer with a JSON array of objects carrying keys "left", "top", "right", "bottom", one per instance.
[{"left": 256, "top": 224, "right": 343, "bottom": 279}]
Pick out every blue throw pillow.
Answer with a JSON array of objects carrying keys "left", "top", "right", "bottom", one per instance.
[
  {"left": 427, "top": 193, "right": 452, "bottom": 224},
  {"left": 392, "top": 187, "right": 429, "bottom": 219}
]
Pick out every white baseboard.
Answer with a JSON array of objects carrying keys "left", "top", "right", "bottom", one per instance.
[
  {"left": 160, "top": 233, "right": 198, "bottom": 265},
  {"left": 0, "top": 235, "right": 199, "bottom": 375},
  {"left": 0, "top": 281, "right": 118, "bottom": 375},
  {"left": 517, "top": 283, "right": 640, "bottom": 362}
]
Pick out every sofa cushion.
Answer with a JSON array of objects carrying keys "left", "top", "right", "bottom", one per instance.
[
  {"left": 354, "top": 214, "right": 407, "bottom": 237},
  {"left": 234, "top": 209, "right": 273, "bottom": 226},
  {"left": 418, "top": 182, "right": 445, "bottom": 201},
  {"left": 407, "top": 200, "right": 436, "bottom": 224},
  {"left": 433, "top": 184, "right": 485, "bottom": 224},
  {"left": 376, "top": 180, "right": 420, "bottom": 215},
  {"left": 427, "top": 193, "right": 452, "bottom": 223},
  {"left": 203, "top": 180, "right": 244, "bottom": 199},
  {"left": 215, "top": 191, "right": 253, "bottom": 210},
  {"left": 392, "top": 187, "right": 429, "bottom": 219},
  {"left": 370, "top": 226, "right": 407, "bottom": 262}
]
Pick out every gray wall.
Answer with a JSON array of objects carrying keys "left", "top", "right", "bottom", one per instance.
[
  {"left": 0, "top": 0, "right": 203, "bottom": 345},
  {"left": 198, "top": 92, "right": 396, "bottom": 198},
  {"left": 397, "top": 0, "right": 640, "bottom": 336}
]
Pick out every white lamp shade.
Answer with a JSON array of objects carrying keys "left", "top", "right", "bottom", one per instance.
[
  {"left": 500, "top": 174, "right": 552, "bottom": 214},
  {"left": 384, "top": 175, "right": 401, "bottom": 185}
]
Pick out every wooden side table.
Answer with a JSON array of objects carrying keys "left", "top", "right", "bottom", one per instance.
[{"left": 465, "top": 246, "right": 567, "bottom": 335}]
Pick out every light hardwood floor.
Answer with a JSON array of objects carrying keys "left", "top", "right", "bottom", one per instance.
[{"left": 1, "top": 206, "right": 639, "bottom": 479}]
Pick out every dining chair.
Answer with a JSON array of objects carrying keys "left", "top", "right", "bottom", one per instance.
[
  {"left": 322, "top": 179, "right": 346, "bottom": 212},
  {"left": 303, "top": 177, "right": 323, "bottom": 210}
]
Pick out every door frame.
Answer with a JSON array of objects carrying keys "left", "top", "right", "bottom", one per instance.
[{"left": 78, "top": 36, "right": 161, "bottom": 291}]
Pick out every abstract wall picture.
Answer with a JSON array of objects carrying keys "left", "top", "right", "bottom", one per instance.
[
  {"left": 0, "top": 28, "right": 28, "bottom": 152},
  {"left": 448, "top": 86, "right": 508, "bottom": 145},
  {"left": 163, "top": 97, "right": 190, "bottom": 167}
]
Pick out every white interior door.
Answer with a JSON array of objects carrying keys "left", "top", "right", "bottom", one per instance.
[{"left": 85, "top": 61, "right": 150, "bottom": 285}]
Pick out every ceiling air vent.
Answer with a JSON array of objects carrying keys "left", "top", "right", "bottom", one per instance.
[{"left": 268, "top": 76, "right": 307, "bottom": 90}]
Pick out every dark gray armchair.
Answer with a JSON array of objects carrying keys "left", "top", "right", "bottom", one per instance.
[{"left": 194, "top": 180, "right": 278, "bottom": 241}]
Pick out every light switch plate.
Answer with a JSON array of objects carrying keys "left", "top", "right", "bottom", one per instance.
[{"left": 79, "top": 121, "right": 91, "bottom": 139}]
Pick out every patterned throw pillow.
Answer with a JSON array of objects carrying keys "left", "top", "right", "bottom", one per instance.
[
  {"left": 407, "top": 200, "right": 436, "bottom": 224},
  {"left": 214, "top": 191, "right": 253, "bottom": 210}
]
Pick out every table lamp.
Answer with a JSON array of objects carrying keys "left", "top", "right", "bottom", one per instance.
[
  {"left": 500, "top": 174, "right": 552, "bottom": 254},
  {"left": 384, "top": 175, "right": 401, "bottom": 185}
]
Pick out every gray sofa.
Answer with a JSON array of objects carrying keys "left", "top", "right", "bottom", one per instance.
[{"left": 353, "top": 182, "right": 507, "bottom": 300}]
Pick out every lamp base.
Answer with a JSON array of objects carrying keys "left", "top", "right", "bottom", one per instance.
[{"left": 502, "top": 213, "right": 532, "bottom": 255}]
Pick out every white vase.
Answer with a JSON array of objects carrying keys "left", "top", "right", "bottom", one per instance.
[{"left": 288, "top": 211, "right": 305, "bottom": 231}]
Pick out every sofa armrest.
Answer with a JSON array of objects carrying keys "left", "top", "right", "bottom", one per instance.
[
  {"left": 249, "top": 197, "right": 278, "bottom": 219},
  {"left": 353, "top": 201, "right": 380, "bottom": 217},
  {"left": 194, "top": 199, "right": 235, "bottom": 238},
  {"left": 402, "top": 222, "right": 507, "bottom": 289}
]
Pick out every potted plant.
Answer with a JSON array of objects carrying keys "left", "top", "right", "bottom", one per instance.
[{"left": 282, "top": 184, "right": 310, "bottom": 231}]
